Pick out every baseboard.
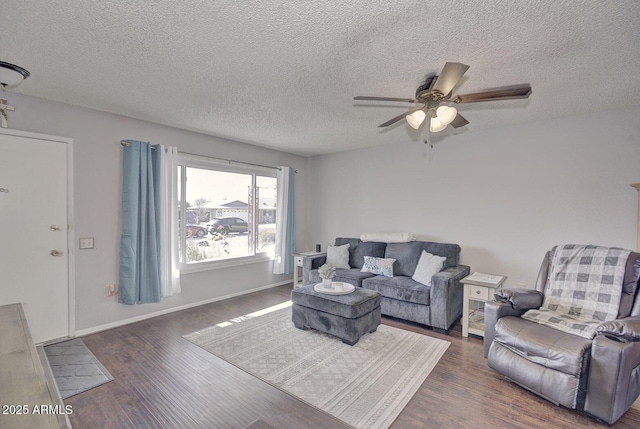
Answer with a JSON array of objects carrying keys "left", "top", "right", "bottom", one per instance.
[{"left": 75, "top": 280, "right": 291, "bottom": 337}]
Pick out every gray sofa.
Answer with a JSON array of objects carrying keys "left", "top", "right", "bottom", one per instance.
[{"left": 302, "top": 237, "right": 470, "bottom": 333}]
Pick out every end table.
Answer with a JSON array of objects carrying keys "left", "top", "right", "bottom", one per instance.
[
  {"left": 292, "top": 252, "right": 326, "bottom": 288},
  {"left": 461, "top": 272, "right": 507, "bottom": 338}
]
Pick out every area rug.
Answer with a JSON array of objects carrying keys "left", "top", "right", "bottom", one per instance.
[
  {"left": 184, "top": 302, "right": 450, "bottom": 429},
  {"left": 44, "top": 338, "right": 114, "bottom": 399},
  {"left": 243, "top": 419, "right": 275, "bottom": 429}
]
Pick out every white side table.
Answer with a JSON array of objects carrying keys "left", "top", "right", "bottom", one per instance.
[
  {"left": 292, "top": 252, "right": 325, "bottom": 288},
  {"left": 461, "top": 272, "right": 507, "bottom": 338}
]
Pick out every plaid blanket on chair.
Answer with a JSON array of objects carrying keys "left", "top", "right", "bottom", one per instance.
[{"left": 522, "top": 244, "right": 630, "bottom": 339}]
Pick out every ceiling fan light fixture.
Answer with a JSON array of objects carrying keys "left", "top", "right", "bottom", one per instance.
[
  {"left": 406, "top": 109, "right": 426, "bottom": 129},
  {"left": 0, "top": 61, "right": 30, "bottom": 89},
  {"left": 436, "top": 105, "right": 457, "bottom": 125},
  {"left": 430, "top": 116, "right": 447, "bottom": 133}
]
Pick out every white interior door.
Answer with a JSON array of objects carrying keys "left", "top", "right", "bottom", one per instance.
[{"left": 0, "top": 129, "right": 72, "bottom": 344}]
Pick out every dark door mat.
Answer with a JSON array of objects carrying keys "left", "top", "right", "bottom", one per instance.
[{"left": 44, "top": 338, "right": 114, "bottom": 399}]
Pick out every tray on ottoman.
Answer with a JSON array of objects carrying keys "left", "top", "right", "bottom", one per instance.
[{"left": 291, "top": 284, "right": 382, "bottom": 345}]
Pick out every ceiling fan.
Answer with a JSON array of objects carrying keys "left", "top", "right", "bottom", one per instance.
[{"left": 354, "top": 62, "right": 531, "bottom": 133}]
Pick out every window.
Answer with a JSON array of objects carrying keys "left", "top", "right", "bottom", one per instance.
[{"left": 177, "top": 156, "right": 277, "bottom": 269}]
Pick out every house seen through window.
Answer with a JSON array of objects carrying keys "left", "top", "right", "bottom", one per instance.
[{"left": 178, "top": 159, "right": 277, "bottom": 266}]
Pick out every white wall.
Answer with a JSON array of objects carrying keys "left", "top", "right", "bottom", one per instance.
[
  {"left": 6, "top": 93, "right": 311, "bottom": 332},
  {"left": 6, "top": 92, "right": 639, "bottom": 332},
  {"left": 308, "top": 106, "right": 640, "bottom": 288}
]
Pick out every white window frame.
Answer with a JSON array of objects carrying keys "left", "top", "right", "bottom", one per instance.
[{"left": 177, "top": 154, "right": 277, "bottom": 273}]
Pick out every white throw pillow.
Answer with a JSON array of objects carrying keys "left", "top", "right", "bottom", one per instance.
[
  {"left": 412, "top": 250, "right": 446, "bottom": 286},
  {"left": 326, "top": 244, "right": 350, "bottom": 269},
  {"left": 361, "top": 256, "right": 396, "bottom": 277},
  {"left": 360, "top": 232, "right": 416, "bottom": 243}
]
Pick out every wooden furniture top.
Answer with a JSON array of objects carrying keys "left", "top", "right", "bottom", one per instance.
[{"left": 0, "top": 303, "right": 71, "bottom": 429}]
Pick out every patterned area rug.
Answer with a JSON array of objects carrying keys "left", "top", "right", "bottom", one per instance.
[
  {"left": 243, "top": 419, "right": 275, "bottom": 429},
  {"left": 44, "top": 338, "right": 114, "bottom": 399},
  {"left": 184, "top": 302, "right": 450, "bottom": 429}
]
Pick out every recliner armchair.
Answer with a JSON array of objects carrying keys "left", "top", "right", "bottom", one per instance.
[{"left": 484, "top": 245, "right": 640, "bottom": 424}]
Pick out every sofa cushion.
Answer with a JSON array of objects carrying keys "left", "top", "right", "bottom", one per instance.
[
  {"left": 362, "top": 275, "right": 430, "bottom": 306},
  {"left": 326, "top": 243, "right": 350, "bottom": 269},
  {"left": 335, "top": 237, "right": 362, "bottom": 250},
  {"left": 350, "top": 241, "right": 387, "bottom": 269},
  {"left": 412, "top": 250, "right": 446, "bottom": 286},
  {"left": 384, "top": 241, "right": 462, "bottom": 275},
  {"left": 385, "top": 242, "right": 424, "bottom": 276},
  {"left": 361, "top": 256, "right": 396, "bottom": 277},
  {"left": 309, "top": 268, "right": 376, "bottom": 288},
  {"left": 421, "top": 242, "right": 461, "bottom": 268},
  {"left": 494, "top": 316, "right": 592, "bottom": 376}
]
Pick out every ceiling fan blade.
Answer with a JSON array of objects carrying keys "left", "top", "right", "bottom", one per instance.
[
  {"left": 415, "top": 73, "right": 438, "bottom": 98},
  {"left": 431, "top": 62, "right": 470, "bottom": 96},
  {"left": 378, "top": 106, "right": 425, "bottom": 127},
  {"left": 453, "top": 84, "right": 532, "bottom": 104},
  {"left": 449, "top": 113, "right": 469, "bottom": 128},
  {"left": 425, "top": 73, "right": 437, "bottom": 90},
  {"left": 354, "top": 96, "right": 417, "bottom": 103}
]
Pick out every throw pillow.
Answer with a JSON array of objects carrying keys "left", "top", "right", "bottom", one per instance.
[
  {"left": 360, "top": 232, "right": 416, "bottom": 243},
  {"left": 361, "top": 256, "right": 396, "bottom": 277},
  {"left": 412, "top": 250, "right": 446, "bottom": 286},
  {"left": 326, "top": 243, "right": 350, "bottom": 269}
]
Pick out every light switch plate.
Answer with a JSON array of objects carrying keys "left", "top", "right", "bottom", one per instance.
[{"left": 79, "top": 237, "right": 95, "bottom": 249}]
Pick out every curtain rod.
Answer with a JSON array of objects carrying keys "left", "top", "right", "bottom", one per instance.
[{"left": 120, "top": 140, "right": 297, "bottom": 173}]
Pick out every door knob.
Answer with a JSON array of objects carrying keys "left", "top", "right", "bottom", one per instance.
[
  {"left": 50, "top": 225, "right": 62, "bottom": 232},
  {"left": 50, "top": 250, "right": 64, "bottom": 257}
]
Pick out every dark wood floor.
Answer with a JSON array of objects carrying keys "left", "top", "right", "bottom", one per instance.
[{"left": 66, "top": 285, "right": 640, "bottom": 429}]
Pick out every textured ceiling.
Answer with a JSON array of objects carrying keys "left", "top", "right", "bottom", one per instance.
[{"left": 1, "top": 0, "right": 639, "bottom": 156}]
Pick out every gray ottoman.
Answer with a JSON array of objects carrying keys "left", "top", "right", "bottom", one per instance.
[{"left": 291, "top": 284, "right": 382, "bottom": 345}]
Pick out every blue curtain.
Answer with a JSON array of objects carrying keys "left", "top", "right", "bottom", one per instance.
[{"left": 119, "top": 140, "right": 162, "bottom": 304}]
